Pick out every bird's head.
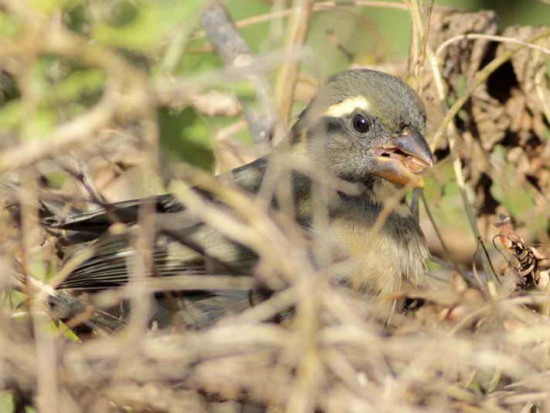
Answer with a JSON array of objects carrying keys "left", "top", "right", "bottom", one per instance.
[{"left": 293, "top": 69, "right": 433, "bottom": 189}]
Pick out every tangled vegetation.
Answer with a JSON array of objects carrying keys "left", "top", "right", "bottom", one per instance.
[{"left": 0, "top": 1, "right": 548, "bottom": 412}]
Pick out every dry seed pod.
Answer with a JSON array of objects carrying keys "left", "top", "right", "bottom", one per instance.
[{"left": 494, "top": 215, "right": 545, "bottom": 290}]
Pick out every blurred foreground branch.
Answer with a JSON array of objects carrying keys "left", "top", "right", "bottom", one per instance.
[{"left": 201, "top": 2, "right": 276, "bottom": 145}]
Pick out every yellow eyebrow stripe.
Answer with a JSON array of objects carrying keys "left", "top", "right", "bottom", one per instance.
[{"left": 323, "top": 96, "right": 371, "bottom": 117}]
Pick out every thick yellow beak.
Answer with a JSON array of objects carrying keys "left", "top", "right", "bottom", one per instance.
[{"left": 371, "top": 127, "right": 434, "bottom": 188}]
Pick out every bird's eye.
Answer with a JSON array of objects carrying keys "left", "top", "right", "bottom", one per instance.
[{"left": 352, "top": 113, "right": 370, "bottom": 134}]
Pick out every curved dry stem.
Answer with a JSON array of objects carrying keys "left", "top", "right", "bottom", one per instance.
[
  {"left": 435, "top": 33, "right": 550, "bottom": 58},
  {"left": 192, "top": 1, "right": 409, "bottom": 40}
]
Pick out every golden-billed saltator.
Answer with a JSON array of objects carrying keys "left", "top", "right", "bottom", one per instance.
[{"left": 46, "top": 69, "right": 433, "bottom": 325}]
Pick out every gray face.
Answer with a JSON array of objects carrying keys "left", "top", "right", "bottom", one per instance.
[{"left": 296, "top": 69, "right": 429, "bottom": 185}]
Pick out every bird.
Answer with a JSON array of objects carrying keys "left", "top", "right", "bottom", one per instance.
[{"left": 45, "top": 69, "right": 434, "bottom": 327}]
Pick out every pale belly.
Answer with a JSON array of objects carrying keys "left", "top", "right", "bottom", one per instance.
[{"left": 329, "top": 204, "right": 429, "bottom": 298}]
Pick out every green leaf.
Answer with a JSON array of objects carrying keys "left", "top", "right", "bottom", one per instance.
[
  {"left": 30, "top": 0, "right": 80, "bottom": 14},
  {"left": 22, "top": 108, "right": 57, "bottom": 141},
  {"left": 93, "top": 0, "right": 203, "bottom": 52},
  {"left": 158, "top": 107, "right": 214, "bottom": 170},
  {"left": 490, "top": 146, "right": 548, "bottom": 234},
  {"left": 0, "top": 101, "right": 21, "bottom": 131},
  {"left": 225, "top": 0, "right": 271, "bottom": 52},
  {"left": 0, "top": 11, "right": 20, "bottom": 38},
  {"left": 0, "top": 392, "right": 15, "bottom": 413},
  {"left": 45, "top": 171, "right": 69, "bottom": 189},
  {"left": 48, "top": 69, "right": 106, "bottom": 104},
  {"left": 56, "top": 321, "right": 81, "bottom": 343}
]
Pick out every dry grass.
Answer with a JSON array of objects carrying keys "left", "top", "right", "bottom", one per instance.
[{"left": 0, "top": 1, "right": 549, "bottom": 412}]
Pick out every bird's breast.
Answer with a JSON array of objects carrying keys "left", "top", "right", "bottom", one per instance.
[{"left": 328, "top": 197, "right": 429, "bottom": 298}]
